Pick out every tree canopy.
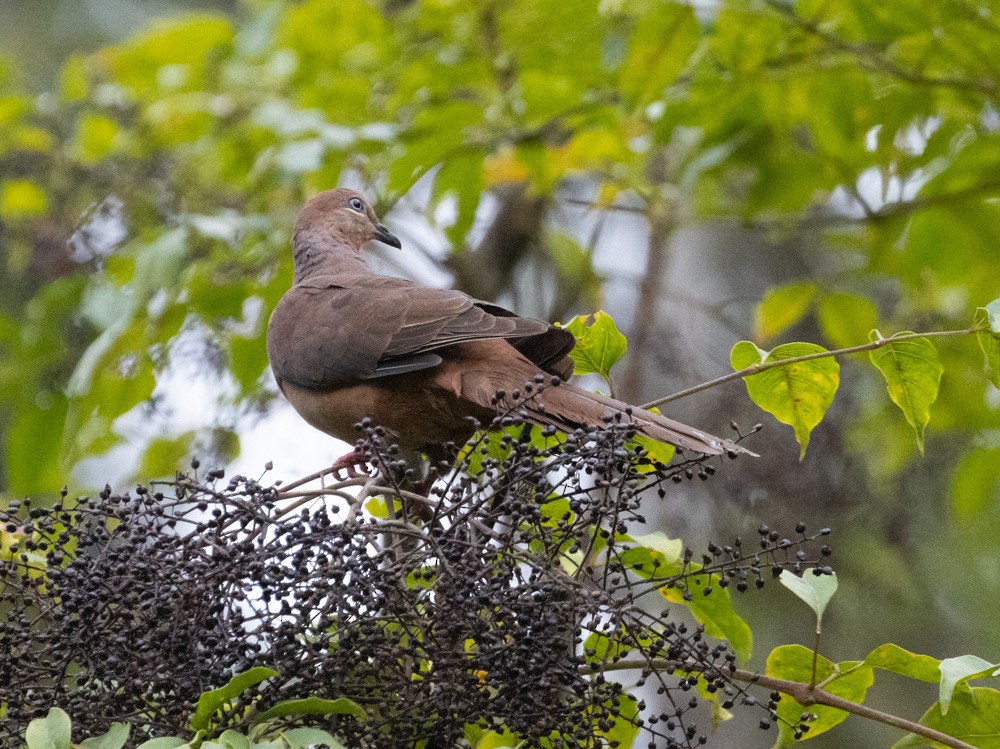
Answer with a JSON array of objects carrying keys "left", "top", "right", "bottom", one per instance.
[{"left": 2, "top": 1, "right": 1000, "bottom": 747}]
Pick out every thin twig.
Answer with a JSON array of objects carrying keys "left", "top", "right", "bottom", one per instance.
[{"left": 643, "top": 327, "right": 981, "bottom": 410}]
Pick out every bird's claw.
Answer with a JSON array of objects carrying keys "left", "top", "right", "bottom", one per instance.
[{"left": 330, "top": 449, "right": 373, "bottom": 480}]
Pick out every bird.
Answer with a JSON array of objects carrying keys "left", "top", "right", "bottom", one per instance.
[{"left": 266, "top": 188, "right": 749, "bottom": 470}]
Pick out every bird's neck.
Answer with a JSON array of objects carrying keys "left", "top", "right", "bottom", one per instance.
[{"left": 292, "top": 230, "right": 370, "bottom": 283}]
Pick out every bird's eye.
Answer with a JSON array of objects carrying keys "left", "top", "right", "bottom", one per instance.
[{"left": 348, "top": 197, "right": 365, "bottom": 212}]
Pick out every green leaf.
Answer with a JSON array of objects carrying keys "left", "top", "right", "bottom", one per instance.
[
  {"left": 25, "top": 708, "right": 73, "bottom": 749},
  {"left": 975, "top": 300, "right": 1000, "bottom": 389},
  {"left": 629, "top": 531, "right": 683, "bottom": 566},
  {"left": 817, "top": 292, "right": 879, "bottom": 349},
  {"left": 939, "top": 655, "right": 999, "bottom": 714},
  {"left": 618, "top": 536, "right": 682, "bottom": 581},
  {"left": 256, "top": 696, "right": 367, "bottom": 722},
  {"left": 766, "top": 645, "right": 874, "bottom": 746},
  {"left": 868, "top": 331, "right": 943, "bottom": 454},
  {"left": 620, "top": 533, "right": 751, "bottom": 659},
  {"left": 279, "top": 727, "right": 348, "bottom": 749},
  {"left": 564, "top": 311, "right": 628, "bottom": 385},
  {"left": 661, "top": 574, "right": 753, "bottom": 661},
  {"left": 0, "top": 179, "right": 48, "bottom": 219},
  {"left": 892, "top": 687, "right": 1000, "bottom": 749},
  {"left": 135, "top": 739, "right": 190, "bottom": 749},
  {"left": 619, "top": 2, "right": 699, "bottom": 104},
  {"left": 73, "top": 114, "right": 119, "bottom": 165},
  {"left": 951, "top": 448, "right": 1000, "bottom": 516},
  {"left": 67, "top": 228, "right": 189, "bottom": 398},
  {"left": 583, "top": 627, "right": 633, "bottom": 664},
  {"left": 80, "top": 723, "right": 131, "bottom": 749},
  {"left": 469, "top": 728, "right": 520, "bottom": 748},
  {"left": 433, "top": 151, "right": 485, "bottom": 248},
  {"left": 59, "top": 54, "right": 89, "bottom": 101},
  {"left": 546, "top": 232, "right": 596, "bottom": 285},
  {"left": 864, "top": 644, "right": 942, "bottom": 684},
  {"left": 213, "top": 731, "right": 251, "bottom": 749},
  {"left": 139, "top": 432, "right": 197, "bottom": 478},
  {"left": 753, "top": 281, "right": 818, "bottom": 343},
  {"left": 779, "top": 570, "right": 838, "bottom": 622},
  {"left": 597, "top": 693, "right": 640, "bottom": 748},
  {"left": 229, "top": 331, "right": 270, "bottom": 396},
  {"left": 190, "top": 667, "right": 279, "bottom": 731},
  {"left": 632, "top": 433, "right": 676, "bottom": 469},
  {"left": 6, "top": 391, "right": 68, "bottom": 495},
  {"left": 109, "top": 15, "right": 234, "bottom": 97},
  {"left": 631, "top": 407, "right": 676, "bottom": 469},
  {"left": 730, "top": 341, "right": 839, "bottom": 460}
]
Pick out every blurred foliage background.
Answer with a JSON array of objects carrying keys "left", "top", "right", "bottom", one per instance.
[{"left": 1, "top": 0, "right": 998, "bottom": 746}]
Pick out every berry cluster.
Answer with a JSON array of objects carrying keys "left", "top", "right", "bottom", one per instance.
[{"left": 1, "top": 404, "right": 832, "bottom": 748}]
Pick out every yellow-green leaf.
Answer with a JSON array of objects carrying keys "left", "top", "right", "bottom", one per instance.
[
  {"left": 730, "top": 341, "right": 839, "bottom": 460},
  {"left": 892, "top": 687, "right": 1000, "bottom": 749},
  {"left": 766, "top": 645, "right": 874, "bottom": 746},
  {"left": 753, "top": 281, "right": 817, "bottom": 343},
  {"left": 818, "top": 292, "right": 879, "bottom": 349},
  {"left": 365, "top": 496, "right": 389, "bottom": 518},
  {"left": 74, "top": 114, "right": 119, "bottom": 165},
  {"left": 864, "top": 644, "right": 942, "bottom": 684},
  {"left": 191, "top": 667, "right": 278, "bottom": 731},
  {"left": 139, "top": 432, "right": 197, "bottom": 479},
  {"left": 631, "top": 406, "right": 676, "bottom": 469},
  {"left": 0, "top": 179, "right": 48, "bottom": 219},
  {"left": 975, "top": 299, "right": 1000, "bottom": 389},
  {"left": 620, "top": 533, "right": 751, "bottom": 659},
  {"left": 618, "top": 2, "right": 699, "bottom": 104},
  {"left": 7, "top": 392, "right": 68, "bottom": 495},
  {"left": 256, "top": 696, "right": 367, "bottom": 722},
  {"left": 597, "top": 692, "right": 640, "bottom": 748},
  {"left": 868, "top": 331, "right": 943, "bottom": 454},
  {"left": 950, "top": 447, "right": 1000, "bottom": 516},
  {"left": 563, "top": 311, "right": 628, "bottom": 383},
  {"left": 433, "top": 151, "right": 484, "bottom": 247},
  {"left": 662, "top": 578, "right": 753, "bottom": 661},
  {"left": 632, "top": 433, "right": 676, "bottom": 470},
  {"left": 59, "top": 54, "right": 89, "bottom": 102}
]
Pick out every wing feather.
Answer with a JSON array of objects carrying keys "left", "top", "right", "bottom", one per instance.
[{"left": 267, "top": 273, "right": 574, "bottom": 390}]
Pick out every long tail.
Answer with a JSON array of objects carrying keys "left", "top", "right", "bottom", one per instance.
[{"left": 498, "top": 378, "right": 754, "bottom": 457}]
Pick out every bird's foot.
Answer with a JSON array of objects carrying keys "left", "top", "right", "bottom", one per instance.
[{"left": 329, "top": 449, "right": 373, "bottom": 480}]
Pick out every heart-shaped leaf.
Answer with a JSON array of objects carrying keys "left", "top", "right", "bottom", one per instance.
[{"left": 731, "top": 341, "right": 839, "bottom": 459}]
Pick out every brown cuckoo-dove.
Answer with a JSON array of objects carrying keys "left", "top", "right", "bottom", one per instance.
[{"left": 266, "top": 188, "right": 748, "bottom": 464}]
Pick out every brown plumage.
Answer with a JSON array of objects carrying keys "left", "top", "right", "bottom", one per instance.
[{"left": 267, "top": 188, "right": 748, "bottom": 462}]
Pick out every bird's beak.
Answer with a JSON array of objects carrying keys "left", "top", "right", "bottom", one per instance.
[{"left": 373, "top": 224, "right": 402, "bottom": 249}]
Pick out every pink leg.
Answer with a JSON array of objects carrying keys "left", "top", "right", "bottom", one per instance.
[{"left": 330, "top": 448, "right": 372, "bottom": 479}]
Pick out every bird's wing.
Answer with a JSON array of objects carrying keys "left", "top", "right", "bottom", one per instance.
[
  {"left": 267, "top": 274, "right": 575, "bottom": 388},
  {"left": 375, "top": 279, "right": 553, "bottom": 356}
]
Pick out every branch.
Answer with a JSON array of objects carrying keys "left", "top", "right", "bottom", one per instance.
[
  {"left": 619, "top": 197, "right": 675, "bottom": 402},
  {"left": 564, "top": 173, "right": 1000, "bottom": 235},
  {"left": 764, "top": 0, "right": 1000, "bottom": 98},
  {"left": 736, "top": 668, "right": 975, "bottom": 749},
  {"left": 642, "top": 327, "right": 981, "bottom": 410},
  {"left": 604, "top": 659, "right": 975, "bottom": 749}
]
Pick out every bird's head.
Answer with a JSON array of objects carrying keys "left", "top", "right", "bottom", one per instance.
[{"left": 294, "top": 188, "right": 401, "bottom": 254}]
